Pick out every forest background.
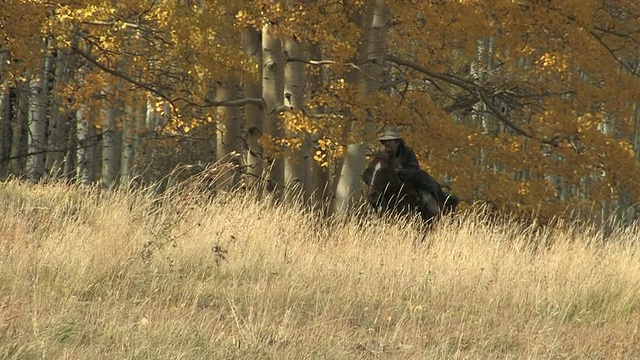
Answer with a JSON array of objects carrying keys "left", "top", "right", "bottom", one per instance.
[{"left": 1, "top": 0, "right": 639, "bottom": 223}]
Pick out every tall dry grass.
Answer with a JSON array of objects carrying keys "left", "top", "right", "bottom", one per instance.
[{"left": 1, "top": 179, "right": 640, "bottom": 359}]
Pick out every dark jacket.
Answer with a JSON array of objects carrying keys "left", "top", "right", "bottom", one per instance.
[
  {"left": 394, "top": 143, "right": 420, "bottom": 173},
  {"left": 395, "top": 144, "right": 444, "bottom": 205}
]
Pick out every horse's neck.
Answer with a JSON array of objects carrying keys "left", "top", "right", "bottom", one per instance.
[
  {"left": 371, "top": 159, "right": 397, "bottom": 185},
  {"left": 383, "top": 162, "right": 402, "bottom": 188},
  {"left": 384, "top": 155, "right": 397, "bottom": 172}
]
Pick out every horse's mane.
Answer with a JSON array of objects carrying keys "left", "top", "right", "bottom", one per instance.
[
  {"left": 370, "top": 149, "right": 389, "bottom": 157},
  {"left": 367, "top": 149, "right": 394, "bottom": 163}
]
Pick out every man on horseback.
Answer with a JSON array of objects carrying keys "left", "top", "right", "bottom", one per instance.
[{"left": 365, "top": 129, "right": 458, "bottom": 215}]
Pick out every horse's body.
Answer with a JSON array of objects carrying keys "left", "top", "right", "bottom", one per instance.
[{"left": 363, "top": 150, "right": 457, "bottom": 223}]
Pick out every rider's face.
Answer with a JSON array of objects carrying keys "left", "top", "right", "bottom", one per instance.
[{"left": 381, "top": 139, "right": 400, "bottom": 153}]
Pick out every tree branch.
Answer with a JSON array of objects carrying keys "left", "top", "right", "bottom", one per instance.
[
  {"left": 286, "top": 56, "right": 377, "bottom": 81},
  {"left": 1, "top": 133, "right": 104, "bottom": 165},
  {"left": 206, "top": 97, "right": 265, "bottom": 109},
  {"left": 384, "top": 54, "right": 475, "bottom": 92},
  {"left": 286, "top": 56, "right": 364, "bottom": 70},
  {"left": 73, "top": 45, "right": 267, "bottom": 110},
  {"left": 589, "top": 30, "right": 639, "bottom": 76},
  {"left": 476, "top": 87, "right": 561, "bottom": 147},
  {"left": 73, "top": 45, "right": 173, "bottom": 103}
]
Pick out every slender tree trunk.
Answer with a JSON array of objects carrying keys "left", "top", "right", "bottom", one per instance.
[
  {"left": 332, "top": 0, "right": 390, "bottom": 215},
  {"left": 311, "top": 141, "right": 331, "bottom": 211},
  {"left": 76, "top": 104, "right": 97, "bottom": 185},
  {"left": 242, "top": 28, "right": 264, "bottom": 190},
  {"left": 307, "top": 44, "right": 331, "bottom": 209},
  {"left": 10, "top": 79, "right": 28, "bottom": 176},
  {"left": 64, "top": 110, "right": 76, "bottom": 179},
  {"left": 262, "top": 23, "right": 285, "bottom": 195},
  {"left": 0, "top": 51, "right": 9, "bottom": 177},
  {"left": 120, "top": 99, "right": 136, "bottom": 187},
  {"left": 627, "top": 102, "right": 640, "bottom": 221},
  {"left": 216, "top": 80, "right": 243, "bottom": 190},
  {"left": 26, "top": 40, "right": 52, "bottom": 183},
  {"left": 129, "top": 99, "right": 148, "bottom": 187},
  {"left": 634, "top": 103, "right": 640, "bottom": 161},
  {"left": 600, "top": 114, "right": 615, "bottom": 234},
  {"left": 471, "top": 36, "right": 495, "bottom": 200},
  {"left": 132, "top": 100, "right": 147, "bottom": 159},
  {"left": 284, "top": 34, "right": 310, "bottom": 202},
  {"left": 46, "top": 47, "right": 74, "bottom": 179},
  {"left": 141, "top": 97, "right": 158, "bottom": 186},
  {"left": 205, "top": 83, "right": 218, "bottom": 167},
  {"left": 75, "top": 50, "right": 97, "bottom": 186},
  {"left": 101, "top": 85, "right": 121, "bottom": 188}
]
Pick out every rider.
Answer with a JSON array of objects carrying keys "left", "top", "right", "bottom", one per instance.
[{"left": 370, "top": 129, "right": 452, "bottom": 211}]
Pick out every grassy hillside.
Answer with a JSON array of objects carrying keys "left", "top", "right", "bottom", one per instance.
[{"left": 1, "top": 180, "right": 640, "bottom": 359}]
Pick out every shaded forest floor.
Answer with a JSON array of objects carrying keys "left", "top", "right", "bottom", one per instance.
[{"left": 1, "top": 179, "right": 640, "bottom": 359}]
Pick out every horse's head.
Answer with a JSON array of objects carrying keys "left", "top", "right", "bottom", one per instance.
[{"left": 365, "top": 150, "right": 408, "bottom": 211}]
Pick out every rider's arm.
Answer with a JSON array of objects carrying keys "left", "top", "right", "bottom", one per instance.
[{"left": 399, "top": 147, "right": 420, "bottom": 170}]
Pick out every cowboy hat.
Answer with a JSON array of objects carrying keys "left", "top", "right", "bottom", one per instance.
[{"left": 377, "top": 130, "right": 402, "bottom": 141}]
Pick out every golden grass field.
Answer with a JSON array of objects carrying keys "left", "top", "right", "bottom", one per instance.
[{"left": 1, "top": 179, "right": 640, "bottom": 359}]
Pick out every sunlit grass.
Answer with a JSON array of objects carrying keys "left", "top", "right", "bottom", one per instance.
[{"left": 1, "top": 179, "right": 640, "bottom": 359}]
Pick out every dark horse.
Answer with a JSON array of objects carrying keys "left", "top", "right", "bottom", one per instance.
[{"left": 363, "top": 150, "right": 458, "bottom": 223}]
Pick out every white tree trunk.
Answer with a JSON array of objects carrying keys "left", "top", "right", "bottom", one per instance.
[
  {"left": 139, "top": 97, "right": 159, "bottom": 186},
  {"left": 332, "top": 0, "right": 390, "bottom": 215},
  {"left": 129, "top": 99, "right": 147, "bottom": 187},
  {"left": 64, "top": 112, "right": 76, "bottom": 179},
  {"left": 10, "top": 79, "right": 28, "bottom": 175},
  {"left": 0, "top": 50, "right": 9, "bottom": 176},
  {"left": 307, "top": 44, "right": 331, "bottom": 208},
  {"left": 600, "top": 114, "right": 615, "bottom": 233},
  {"left": 145, "top": 98, "right": 158, "bottom": 131},
  {"left": 216, "top": 81, "right": 243, "bottom": 190},
  {"left": 120, "top": 99, "right": 136, "bottom": 187},
  {"left": 284, "top": 35, "right": 311, "bottom": 202},
  {"left": 242, "top": 28, "right": 264, "bottom": 189},
  {"left": 75, "top": 49, "right": 97, "bottom": 186},
  {"left": 132, "top": 100, "right": 147, "bottom": 159},
  {"left": 46, "top": 47, "right": 73, "bottom": 179},
  {"left": 262, "top": 23, "right": 285, "bottom": 194},
  {"left": 471, "top": 36, "right": 498, "bottom": 197},
  {"left": 26, "top": 40, "right": 52, "bottom": 183},
  {"left": 101, "top": 89, "right": 121, "bottom": 188},
  {"left": 627, "top": 102, "right": 640, "bottom": 221},
  {"left": 634, "top": 103, "right": 640, "bottom": 161},
  {"left": 76, "top": 105, "right": 97, "bottom": 185}
]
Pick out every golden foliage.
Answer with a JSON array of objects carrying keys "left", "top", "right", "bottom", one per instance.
[{"left": 2, "top": 0, "right": 640, "bottom": 220}]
